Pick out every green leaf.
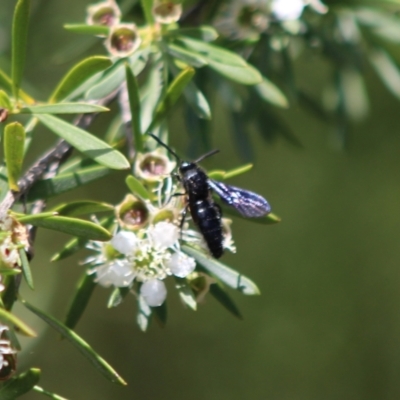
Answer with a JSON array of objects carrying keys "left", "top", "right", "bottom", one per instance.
[
  {"left": 209, "top": 284, "right": 242, "bottom": 319},
  {"left": 208, "top": 163, "right": 253, "bottom": 180},
  {"left": 64, "top": 24, "right": 109, "bottom": 36},
  {"left": 0, "top": 307, "right": 36, "bottom": 337},
  {"left": 0, "top": 90, "right": 12, "bottom": 109},
  {"left": 52, "top": 201, "right": 114, "bottom": 216},
  {"left": 125, "top": 175, "right": 151, "bottom": 200},
  {"left": 4, "top": 122, "right": 25, "bottom": 191},
  {"left": 36, "top": 114, "right": 130, "bottom": 170},
  {"left": 49, "top": 56, "right": 112, "bottom": 102},
  {"left": 65, "top": 272, "right": 96, "bottom": 329},
  {"left": 148, "top": 67, "right": 195, "bottom": 132},
  {"left": 175, "top": 278, "right": 197, "bottom": 310},
  {"left": 221, "top": 205, "right": 281, "bottom": 225},
  {"left": 0, "top": 69, "right": 34, "bottom": 104},
  {"left": 152, "top": 301, "right": 167, "bottom": 327},
  {"left": 19, "top": 247, "right": 34, "bottom": 290},
  {"left": 19, "top": 103, "right": 109, "bottom": 114},
  {"left": 166, "top": 43, "right": 209, "bottom": 68},
  {"left": 182, "top": 245, "right": 260, "bottom": 295},
  {"left": 183, "top": 80, "right": 211, "bottom": 120},
  {"left": 125, "top": 64, "right": 143, "bottom": 152},
  {"left": 33, "top": 386, "right": 68, "bottom": 400},
  {"left": 51, "top": 236, "right": 87, "bottom": 262},
  {"left": 27, "top": 165, "right": 110, "bottom": 201},
  {"left": 12, "top": 0, "right": 30, "bottom": 101},
  {"left": 140, "top": 0, "right": 154, "bottom": 24},
  {"left": 107, "top": 287, "right": 129, "bottom": 308},
  {"left": 137, "top": 295, "right": 152, "bottom": 332},
  {"left": 0, "top": 368, "right": 40, "bottom": 400},
  {"left": 2, "top": 276, "right": 18, "bottom": 311},
  {"left": 0, "top": 268, "right": 21, "bottom": 276},
  {"left": 17, "top": 214, "right": 112, "bottom": 241},
  {"left": 167, "top": 26, "right": 218, "bottom": 42},
  {"left": 255, "top": 77, "right": 289, "bottom": 108},
  {"left": 22, "top": 300, "right": 127, "bottom": 385},
  {"left": 208, "top": 60, "right": 262, "bottom": 85}
]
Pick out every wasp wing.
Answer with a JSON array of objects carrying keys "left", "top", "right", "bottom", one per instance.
[{"left": 209, "top": 180, "right": 271, "bottom": 218}]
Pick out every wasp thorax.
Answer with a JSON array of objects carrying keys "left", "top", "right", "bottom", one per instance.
[
  {"left": 105, "top": 24, "right": 141, "bottom": 57},
  {"left": 116, "top": 194, "right": 149, "bottom": 230},
  {"left": 86, "top": 0, "right": 121, "bottom": 27}
]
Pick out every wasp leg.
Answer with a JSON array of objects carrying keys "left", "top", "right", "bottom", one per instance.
[{"left": 179, "top": 204, "right": 189, "bottom": 239}]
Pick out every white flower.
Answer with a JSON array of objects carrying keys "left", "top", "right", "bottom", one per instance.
[
  {"left": 111, "top": 231, "right": 138, "bottom": 255},
  {"left": 152, "top": 1, "right": 182, "bottom": 24},
  {"left": 105, "top": 23, "right": 141, "bottom": 58},
  {"left": 0, "top": 324, "right": 16, "bottom": 373},
  {"left": 148, "top": 222, "right": 179, "bottom": 249},
  {"left": 95, "top": 259, "right": 135, "bottom": 287},
  {"left": 167, "top": 252, "right": 196, "bottom": 278},
  {"left": 86, "top": 0, "right": 121, "bottom": 27},
  {"left": 140, "top": 279, "right": 167, "bottom": 306},
  {"left": 272, "top": 0, "right": 305, "bottom": 21}
]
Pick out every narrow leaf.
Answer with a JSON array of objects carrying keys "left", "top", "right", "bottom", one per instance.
[
  {"left": 148, "top": 67, "right": 195, "bottom": 132},
  {"left": 125, "top": 64, "right": 143, "bottom": 152},
  {"left": 255, "top": 77, "right": 289, "bottom": 108},
  {"left": 223, "top": 163, "right": 253, "bottom": 180},
  {"left": 51, "top": 236, "right": 87, "bottom": 262},
  {"left": 17, "top": 214, "right": 112, "bottom": 241},
  {"left": 33, "top": 386, "right": 68, "bottom": 400},
  {"left": 27, "top": 165, "right": 110, "bottom": 201},
  {"left": 0, "top": 90, "right": 12, "bottom": 110},
  {"left": 107, "top": 287, "right": 129, "bottom": 308},
  {"left": 183, "top": 80, "right": 211, "bottom": 120},
  {"left": 22, "top": 300, "right": 127, "bottom": 385},
  {"left": 152, "top": 302, "right": 167, "bottom": 327},
  {"left": 137, "top": 295, "right": 152, "bottom": 332},
  {"left": 220, "top": 204, "right": 281, "bottom": 225},
  {"left": 167, "top": 26, "right": 218, "bottom": 42},
  {"left": 0, "top": 368, "right": 40, "bottom": 400},
  {"left": 49, "top": 56, "right": 112, "bottom": 102},
  {"left": 140, "top": 0, "right": 154, "bottom": 24},
  {"left": 12, "top": 0, "right": 30, "bottom": 101},
  {"left": 208, "top": 60, "right": 262, "bottom": 85},
  {"left": 0, "top": 69, "right": 34, "bottom": 104},
  {"left": 0, "top": 307, "right": 36, "bottom": 337},
  {"left": 125, "top": 175, "right": 151, "bottom": 200},
  {"left": 36, "top": 114, "right": 130, "bottom": 170},
  {"left": 183, "top": 245, "right": 260, "bottom": 295},
  {"left": 166, "top": 43, "right": 208, "bottom": 68},
  {"left": 64, "top": 24, "right": 109, "bottom": 36},
  {"left": 19, "top": 103, "right": 109, "bottom": 114},
  {"left": 209, "top": 284, "right": 242, "bottom": 319},
  {"left": 19, "top": 247, "right": 34, "bottom": 290},
  {"left": 65, "top": 272, "right": 96, "bottom": 329},
  {"left": 4, "top": 122, "right": 25, "bottom": 191},
  {"left": 175, "top": 278, "right": 197, "bottom": 310},
  {"left": 52, "top": 201, "right": 114, "bottom": 216}
]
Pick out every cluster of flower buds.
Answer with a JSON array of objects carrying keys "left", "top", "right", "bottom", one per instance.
[
  {"left": 85, "top": 148, "right": 235, "bottom": 310},
  {"left": 0, "top": 324, "right": 16, "bottom": 380},
  {"left": 86, "top": 0, "right": 183, "bottom": 58}
]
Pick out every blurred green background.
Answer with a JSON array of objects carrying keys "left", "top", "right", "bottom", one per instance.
[{"left": 3, "top": 1, "right": 400, "bottom": 399}]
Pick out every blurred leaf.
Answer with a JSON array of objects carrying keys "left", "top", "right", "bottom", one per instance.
[
  {"left": 137, "top": 295, "right": 152, "bottom": 332},
  {"left": 16, "top": 215, "right": 112, "bottom": 241},
  {"left": 51, "top": 236, "right": 87, "bottom": 262},
  {"left": 64, "top": 24, "right": 109, "bottom": 36},
  {"left": 36, "top": 114, "right": 130, "bottom": 170},
  {"left": 49, "top": 56, "right": 112, "bottom": 102},
  {"left": 0, "top": 69, "right": 34, "bottom": 104},
  {"left": 126, "top": 174, "right": 151, "bottom": 200},
  {"left": 4, "top": 122, "right": 25, "bottom": 191},
  {"left": 369, "top": 48, "right": 400, "bottom": 99},
  {"left": 148, "top": 67, "right": 195, "bottom": 132},
  {"left": 65, "top": 272, "right": 96, "bottom": 329},
  {"left": 207, "top": 170, "right": 225, "bottom": 180},
  {"left": 183, "top": 245, "right": 260, "bottom": 295},
  {"left": 223, "top": 163, "right": 253, "bottom": 179},
  {"left": 140, "top": 0, "right": 154, "bottom": 24},
  {"left": 0, "top": 368, "right": 40, "bottom": 399},
  {"left": 19, "top": 247, "right": 34, "bottom": 290},
  {"left": 297, "top": 90, "right": 330, "bottom": 123},
  {"left": 104, "top": 115, "right": 123, "bottom": 144},
  {"left": 125, "top": 64, "right": 143, "bottom": 152},
  {"left": 33, "top": 386, "right": 68, "bottom": 400},
  {"left": 221, "top": 204, "right": 281, "bottom": 224},
  {"left": 11, "top": 0, "right": 30, "bottom": 101},
  {"left": 0, "top": 307, "right": 36, "bottom": 337},
  {"left": 209, "top": 284, "right": 242, "bottom": 319},
  {"left": 152, "top": 301, "right": 167, "bottom": 327},
  {"left": 175, "top": 278, "right": 197, "bottom": 310},
  {"left": 2, "top": 276, "right": 18, "bottom": 311},
  {"left": 209, "top": 61, "right": 262, "bottom": 85},
  {"left": 167, "top": 26, "right": 218, "bottom": 42},
  {"left": 0, "top": 90, "right": 12, "bottom": 109},
  {"left": 230, "top": 111, "right": 254, "bottom": 161},
  {"left": 255, "top": 77, "right": 289, "bottom": 108},
  {"left": 183, "top": 80, "right": 211, "bottom": 120},
  {"left": 19, "top": 103, "right": 109, "bottom": 114},
  {"left": 0, "top": 268, "right": 21, "bottom": 276},
  {"left": 52, "top": 201, "right": 114, "bottom": 216},
  {"left": 27, "top": 165, "right": 110, "bottom": 201},
  {"left": 22, "top": 300, "right": 127, "bottom": 385},
  {"left": 166, "top": 43, "right": 209, "bottom": 67},
  {"left": 107, "top": 287, "right": 129, "bottom": 308}
]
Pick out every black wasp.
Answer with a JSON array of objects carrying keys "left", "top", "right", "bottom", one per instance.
[{"left": 148, "top": 134, "right": 271, "bottom": 258}]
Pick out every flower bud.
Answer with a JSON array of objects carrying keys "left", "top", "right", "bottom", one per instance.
[
  {"left": 86, "top": 0, "right": 121, "bottom": 27},
  {"left": 148, "top": 221, "right": 179, "bottom": 249},
  {"left": 110, "top": 230, "right": 139, "bottom": 255},
  {"left": 152, "top": 1, "right": 182, "bottom": 24},
  {"left": 134, "top": 150, "right": 176, "bottom": 183},
  {"left": 116, "top": 194, "right": 150, "bottom": 230},
  {"left": 140, "top": 279, "right": 167, "bottom": 307},
  {"left": 105, "top": 24, "right": 141, "bottom": 58},
  {"left": 167, "top": 252, "right": 196, "bottom": 278}
]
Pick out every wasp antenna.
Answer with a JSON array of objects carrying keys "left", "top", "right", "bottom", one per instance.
[
  {"left": 194, "top": 149, "right": 220, "bottom": 163},
  {"left": 147, "top": 133, "right": 181, "bottom": 161}
]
